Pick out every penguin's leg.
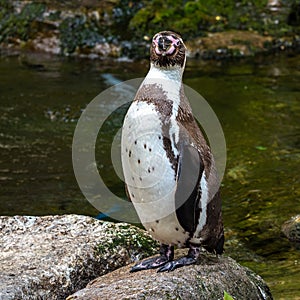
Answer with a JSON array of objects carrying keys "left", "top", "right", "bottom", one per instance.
[
  {"left": 157, "top": 243, "right": 200, "bottom": 272},
  {"left": 130, "top": 244, "right": 174, "bottom": 272}
]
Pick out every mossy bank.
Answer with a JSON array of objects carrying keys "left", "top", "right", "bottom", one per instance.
[{"left": 0, "top": 0, "right": 300, "bottom": 59}]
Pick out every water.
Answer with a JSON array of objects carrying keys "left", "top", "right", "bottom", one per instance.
[{"left": 0, "top": 52, "right": 299, "bottom": 299}]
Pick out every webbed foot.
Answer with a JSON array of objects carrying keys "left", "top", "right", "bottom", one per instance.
[
  {"left": 130, "top": 244, "right": 174, "bottom": 273},
  {"left": 157, "top": 243, "right": 200, "bottom": 272},
  {"left": 157, "top": 256, "right": 196, "bottom": 272}
]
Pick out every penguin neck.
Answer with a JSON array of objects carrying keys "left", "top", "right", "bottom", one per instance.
[
  {"left": 143, "top": 63, "right": 184, "bottom": 108},
  {"left": 146, "top": 63, "right": 184, "bottom": 83}
]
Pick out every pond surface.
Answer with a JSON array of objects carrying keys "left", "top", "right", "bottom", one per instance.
[{"left": 0, "top": 51, "right": 299, "bottom": 299}]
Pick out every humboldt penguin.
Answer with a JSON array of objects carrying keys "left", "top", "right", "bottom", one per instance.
[{"left": 121, "top": 31, "right": 224, "bottom": 272}]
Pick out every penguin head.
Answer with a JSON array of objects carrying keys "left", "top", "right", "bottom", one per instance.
[{"left": 150, "top": 31, "right": 186, "bottom": 68}]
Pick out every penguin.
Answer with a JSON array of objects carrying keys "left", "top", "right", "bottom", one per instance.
[{"left": 121, "top": 31, "right": 224, "bottom": 272}]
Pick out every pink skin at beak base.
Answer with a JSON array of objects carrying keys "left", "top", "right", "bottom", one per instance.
[{"left": 153, "top": 35, "right": 179, "bottom": 56}]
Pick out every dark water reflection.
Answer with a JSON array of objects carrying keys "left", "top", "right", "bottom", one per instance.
[{"left": 0, "top": 52, "right": 299, "bottom": 299}]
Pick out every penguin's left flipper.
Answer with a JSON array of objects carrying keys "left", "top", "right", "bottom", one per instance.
[{"left": 175, "top": 141, "right": 204, "bottom": 234}]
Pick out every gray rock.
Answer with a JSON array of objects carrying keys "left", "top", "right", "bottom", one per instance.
[
  {"left": 0, "top": 215, "right": 158, "bottom": 300},
  {"left": 282, "top": 214, "right": 300, "bottom": 243},
  {"left": 67, "top": 250, "right": 273, "bottom": 300}
]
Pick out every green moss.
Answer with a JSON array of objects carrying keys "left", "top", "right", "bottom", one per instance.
[
  {"left": 129, "top": 0, "right": 298, "bottom": 40},
  {"left": 0, "top": 2, "right": 46, "bottom": 42},
  {"left": 59, "top": 15, "right": 105, "bottom": 54},
  {"left": 0, "top": 0, "right": 299, "bottom": 57},
  {"left": 95, "top": 224, "right": 158, "bottom": 257}
]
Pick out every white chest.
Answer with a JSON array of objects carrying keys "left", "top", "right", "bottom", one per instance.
[
  {"left": 121, "top": 67, "right": 190, "bottom": 245},
  {"left": 121, "top": 100, "right": 176, "bottom": 220}
]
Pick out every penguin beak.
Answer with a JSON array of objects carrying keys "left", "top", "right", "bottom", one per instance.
[
  {"left": 157, "top": 37, "right": 172, "bottom": 52},
  {"left": 154, "top": 35, "right": 177, "bottom": 56}
]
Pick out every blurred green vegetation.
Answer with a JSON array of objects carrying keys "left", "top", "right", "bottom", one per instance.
[
  {"left": 59, "top": 15, "right": 105, "bottom": 54},
  {"left": 129, "top": 0, "right": 267, "bottom": 37},
  {"left": 129, "top": 0, "right": 298, "bottom": 38},
  {"left": 0, "top": 0, "right": 299, "bottom": 56},
  {"left": 0, "top": 1, "right": 46, "bottom": 42}
]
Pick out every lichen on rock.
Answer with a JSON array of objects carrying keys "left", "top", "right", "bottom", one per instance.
[
  {"left": 0, "top": 214, "right": 274, "bottom": 299},
  {"left": 0, "top": 214, "right": 157, "bottom": 300}
]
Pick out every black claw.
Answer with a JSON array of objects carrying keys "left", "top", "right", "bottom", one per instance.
[
  {"left": 130, "top": 243, "right": 201, "bottom": 273},
  {"left": 130, "top": 244, "right": 174, "bottom": 273},
  {"left": 157, "top": 262, "right": 173, "bottom": 273},
  {"left": 157, "top": 256, "right": 197, "bottom": 272},
  {"left": 130, "top": 255, "right": 169, "bottom": 272}
]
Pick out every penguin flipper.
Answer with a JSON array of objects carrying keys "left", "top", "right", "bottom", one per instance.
[{"left": 175, "top": 143, "right": 204, "bottom": 234}]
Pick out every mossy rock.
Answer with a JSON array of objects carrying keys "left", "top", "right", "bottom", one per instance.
[
  {"left": 282, "top": 215, "right": 300, "bottom": 243},
  {"left": 67, "top": 252, "right": 273, "bottom": 300}
]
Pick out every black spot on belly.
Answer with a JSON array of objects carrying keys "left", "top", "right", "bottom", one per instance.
[
  {"left": 148, "top": 167, "right": 151, "bottom": 173},
  {"left": 175, "top": 227, "right": 179, "bottom": 231},
  {"left": 144, "top": 144, "right": 147, "bottom": 149},
  {"left": 134, "top": 140, "right": 137, "bottom": 145},
  {"left": 156, "top": 220, "right": 159, "bottom": 223},
  {"left": 129, "top": 150, "right": 132, "bottom": 157},
  {"left": 149, "top": 148, "right": 152, "bottom": 152},
  {"left": 131, "top": 193, "right": 135, "bottom": 198},
  {"left": 138, "top": 159, "right": 141, "bottom": 164},
  {"left": 139, "top": 177, "right": 142, "bottom": 181}
]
